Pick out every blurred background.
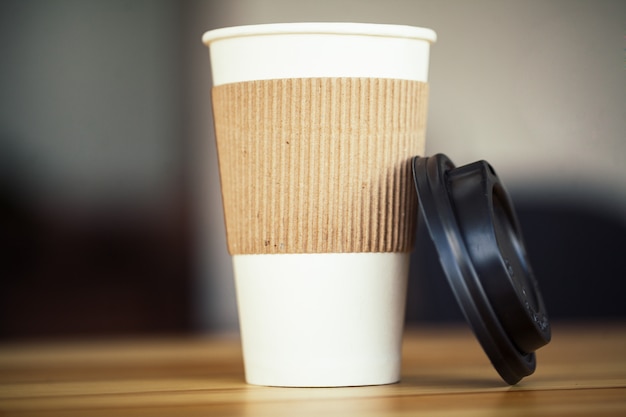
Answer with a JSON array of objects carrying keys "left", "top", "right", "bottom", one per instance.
[{"left": 1, "top": 0, "right": 625, "bottom": 340}]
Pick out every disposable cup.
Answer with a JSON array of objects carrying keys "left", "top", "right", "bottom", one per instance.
[{"left": 203, "top": 22, "right": 436, "bottom": 387}]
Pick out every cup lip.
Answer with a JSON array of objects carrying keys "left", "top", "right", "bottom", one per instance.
[{"left": 202, "top": 22, "right": 437, "bottom": 46}]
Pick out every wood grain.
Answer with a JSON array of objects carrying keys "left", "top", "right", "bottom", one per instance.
[{"left": 1, "top": 323, "right": 625, "bottom": 416}]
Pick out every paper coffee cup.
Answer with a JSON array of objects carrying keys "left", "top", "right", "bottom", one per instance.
[{"left": 203, "top": 22, "right": 436, "bottom": 387}]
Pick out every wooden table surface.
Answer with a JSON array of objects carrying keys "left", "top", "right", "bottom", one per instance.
[{"left": 1, "top": 323, "right": 625, "bottom": 416}]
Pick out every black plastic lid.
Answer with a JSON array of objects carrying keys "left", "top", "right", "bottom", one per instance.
[{"left": 412, "top": 154, "right": 551, "bottom": 385}]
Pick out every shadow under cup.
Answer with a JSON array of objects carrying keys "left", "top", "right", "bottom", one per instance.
[{"left": 203, "top": 22, "right": 436, "bottom": 387}]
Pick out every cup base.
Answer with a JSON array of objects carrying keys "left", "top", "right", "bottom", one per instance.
[{"left": 233, "top": 252, "right": 410, "bottom": 387}]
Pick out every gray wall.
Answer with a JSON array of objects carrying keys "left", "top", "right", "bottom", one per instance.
[
  {"left": 2, "top": 0, "right": 625, "bottom": 333},
  {"left": 1, "top": 0, "right": 180, "bottom": 210},
  {"left": 191, "top": 0, "right": 626, "bottom": 328}
]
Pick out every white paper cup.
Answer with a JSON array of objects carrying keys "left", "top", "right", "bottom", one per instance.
[{"left": 203, "top": 22, "right": 435, "bottom": 387}]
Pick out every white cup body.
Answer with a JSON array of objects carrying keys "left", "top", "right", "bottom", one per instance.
[
  {"left": 203, "top": 22, "right": 435, "bottom": 387},
  {"left": 204, "top": 22, "right": 435, "bottom": 86},
  {"left": 234, "top": 252, "right": 410, "bottom": 386}
]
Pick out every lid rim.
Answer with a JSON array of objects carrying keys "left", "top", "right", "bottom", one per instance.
[{"left": 202, "top": 22, "right": 437, "bottom": 45}]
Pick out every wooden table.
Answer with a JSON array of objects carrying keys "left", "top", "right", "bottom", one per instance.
[{"left": 1, "top": 323, "right": 625, "bottom": 416}]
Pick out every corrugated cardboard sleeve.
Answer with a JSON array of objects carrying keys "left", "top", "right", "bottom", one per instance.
[{"left": 212, "top": 78, "right": 428, "bottom": 255}]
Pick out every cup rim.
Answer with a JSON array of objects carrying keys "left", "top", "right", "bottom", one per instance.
[{"left": 202, "top": 22, "right": 437, "bottom": 46}]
